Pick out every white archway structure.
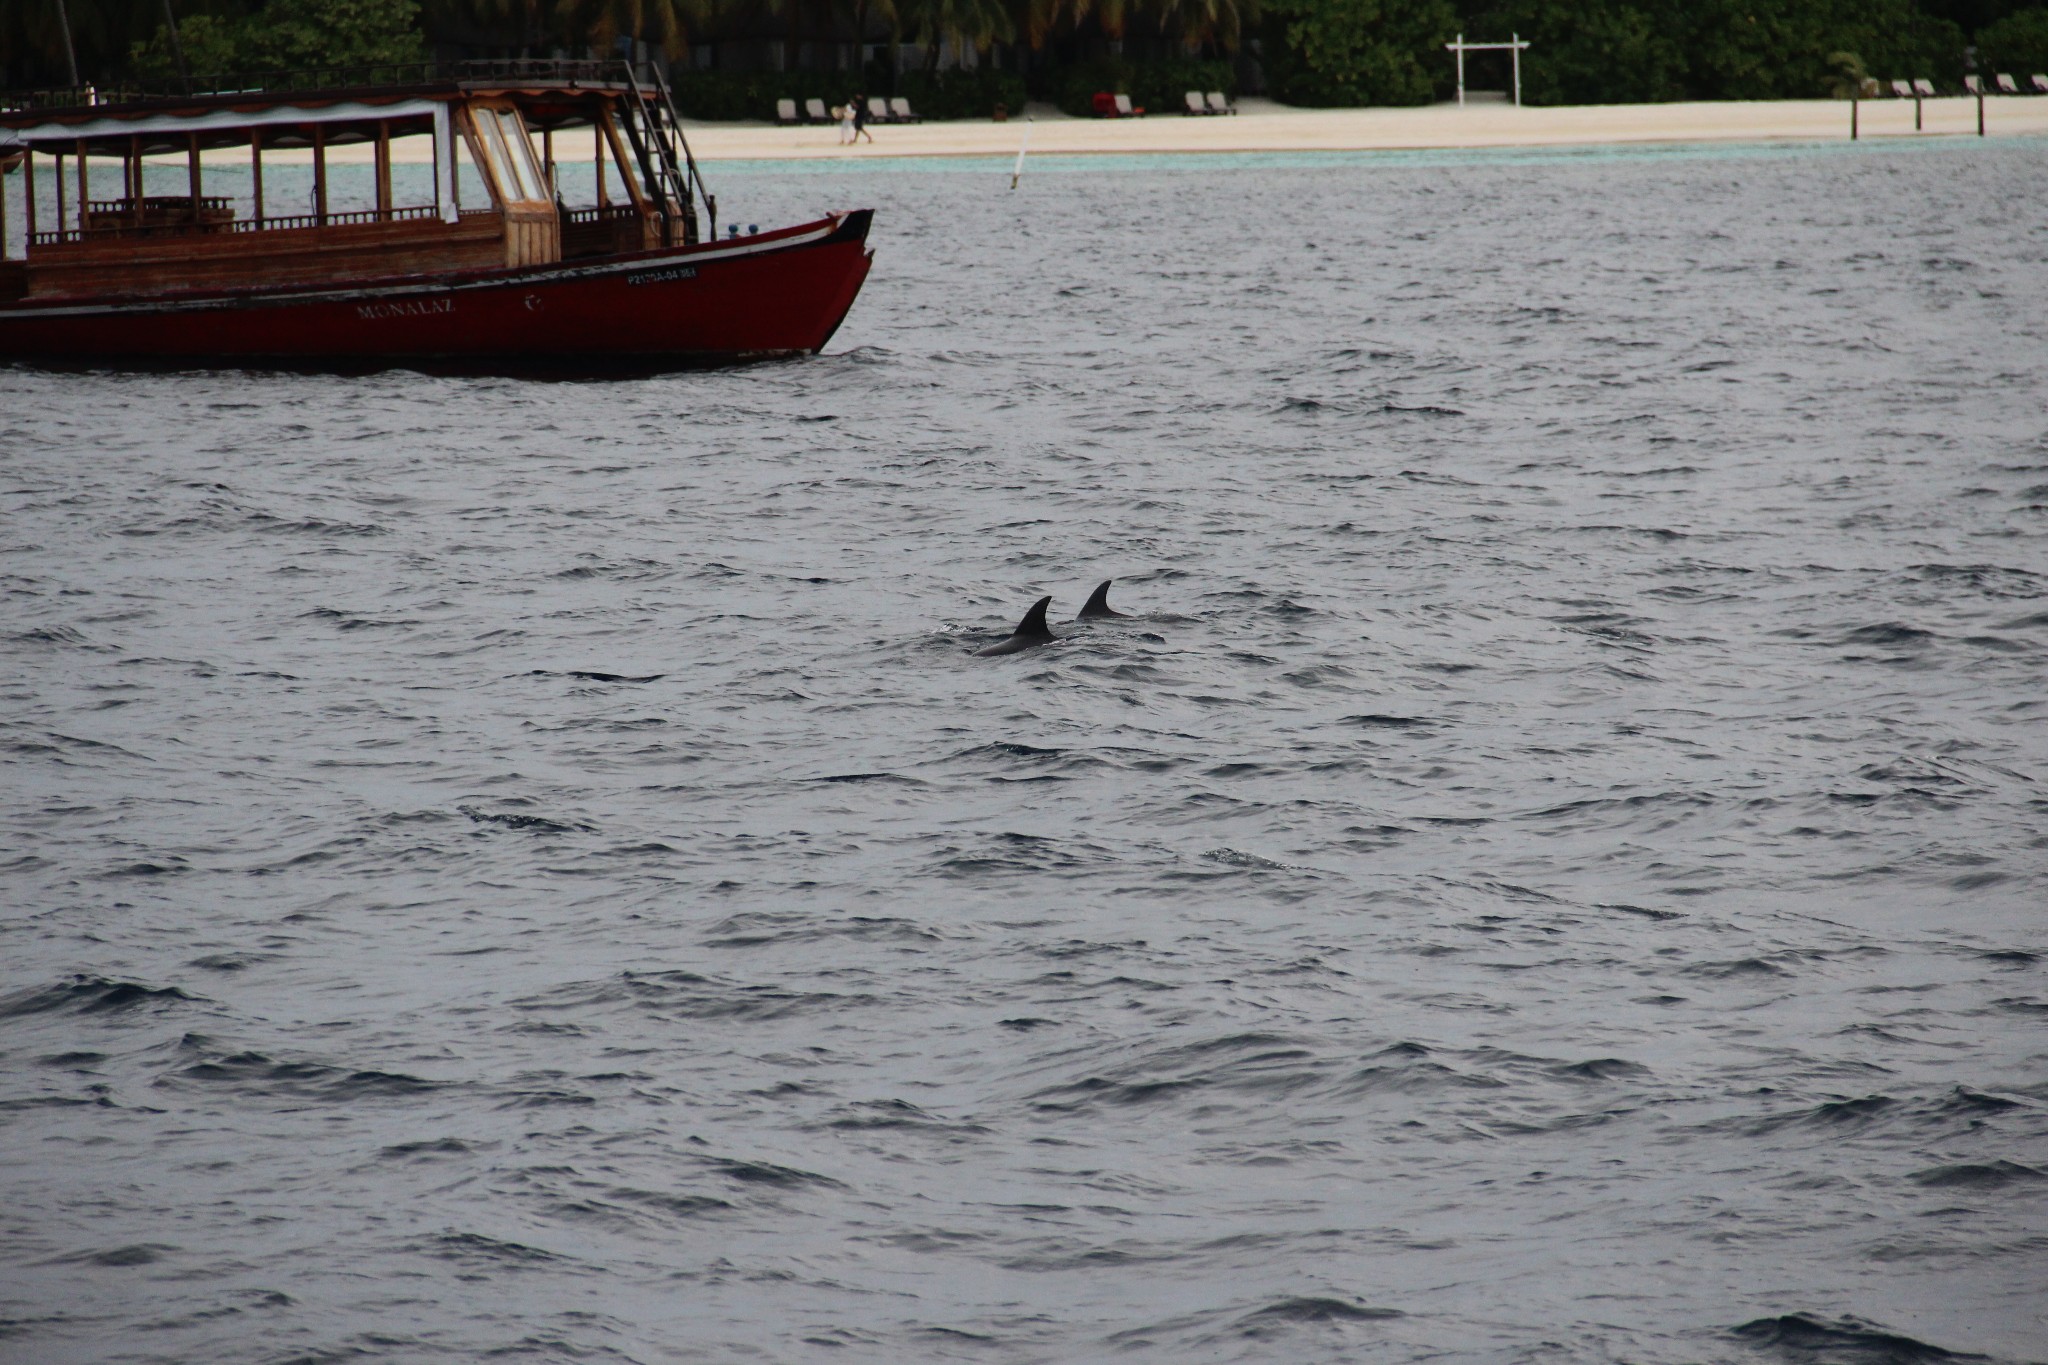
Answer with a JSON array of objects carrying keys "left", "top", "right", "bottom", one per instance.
[{"left": 1446, "top": 33, "right": 1532, "bottom": 106}]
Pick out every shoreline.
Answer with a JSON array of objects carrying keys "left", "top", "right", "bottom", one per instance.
[
  {"left": 148, "top": 95, "right": 2048, "bottom": 166},
  {"left": 672, "top": 95, "right": 2048, "bottom": 161}
]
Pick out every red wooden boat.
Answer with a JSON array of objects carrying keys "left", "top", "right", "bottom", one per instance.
[{"left": 0, "top": 62, "right": 873, "bottom": 371}]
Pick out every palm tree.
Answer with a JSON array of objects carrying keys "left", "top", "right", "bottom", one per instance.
[
  {"left": 1149, "top": 0, "right": 1250, "bottom": 47},
  {"left": 896, "top": 0, "right": 1011, "bottom": 70},
  {"left": 3, "top": 0, "right": 177, "bottom": 85}
]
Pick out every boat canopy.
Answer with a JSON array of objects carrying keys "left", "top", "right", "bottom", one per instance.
[
  {"left": 4, "top": 99, "right": 441, "bottom": 154},
  {"left": 1, "top": 62, "right": 717, "bottom": 265}
]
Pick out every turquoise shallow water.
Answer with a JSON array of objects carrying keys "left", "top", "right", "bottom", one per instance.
[
  {"left": 2, "top": 138, "right": 2046, "bottom": 1364},
  {"left": 695, "top": 130, "right": 2048, "bottom": 176}
]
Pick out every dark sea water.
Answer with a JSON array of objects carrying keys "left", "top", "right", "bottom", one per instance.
[{"left": 4, "top": 139, "right": 2047, "bottom": 1365}]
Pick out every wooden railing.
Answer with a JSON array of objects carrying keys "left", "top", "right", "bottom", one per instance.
[
  {"left": 28, "top": 202, "right": 471, "bottom": 247},
  {"left": 229, "top": 206, "right": 442, "bottom": 233},
  {"left": 85, "top": 195, "right": 235, "bottom": 218},
  {"left": 563, "top": 203, "right": 643, "bottom": 225}
]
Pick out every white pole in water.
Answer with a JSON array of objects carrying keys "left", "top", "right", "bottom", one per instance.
[
  {"left": 1455, "top": 34, "right": 1465, "bottom": 106},
  {"left": 1010, "top": 118, "right": 1031, "bottom": 190}
]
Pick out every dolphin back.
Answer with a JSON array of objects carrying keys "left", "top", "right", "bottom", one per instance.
[
  {"left": 976, "top": 595, "right": 1056, "bottom": 656},
  {"left": 1077, "top": 579, "right": 1125, "bottom": 620}
]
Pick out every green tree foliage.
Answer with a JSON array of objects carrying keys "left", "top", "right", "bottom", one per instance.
[
  {"left": 1260, "top": 0, "right": 1455, "bottom": 105},
  {"left": 1446, "top": 0, "right": 1964, "bottom": 104},
  {"left": 1974, "top": 5, "right": 2048, "bottom": 75},
  {"left": 663, "top": 64, "right": 1024, "bottom": 117},
  {"left": 1043, "top": 52, "right": 1235, "bottom": 112},
  {"left": 0, "top": 0, "right": 2008, "bottom": 111},
  {"left": 131, "top": 0, "right": 424, "bottom": 79},
  {"left": 1480, "top": 0, "right": 1686, "bottom": 103},
  {"left": 1686, "top": 0, "right": 1959, "bottom": 96}
]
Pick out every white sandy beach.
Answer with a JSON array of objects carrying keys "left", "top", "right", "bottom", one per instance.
[
  {"left": 671, "top": 93, "right": 2048, "bottom": 160},
  {"left": 201, "top": 92, "right": 2048, "bottom": 167}
]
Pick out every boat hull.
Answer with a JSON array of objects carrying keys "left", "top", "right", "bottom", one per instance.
[{"left": 0, "top": 210, "right": 873, "bottom": 373}]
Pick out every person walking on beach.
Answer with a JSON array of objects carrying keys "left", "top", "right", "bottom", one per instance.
[
  {"left": 836, "top": 101, "right": 854, "bottom": 144},
  {"left": 851, "top": 94, "right": 874, "bottom": 143}
]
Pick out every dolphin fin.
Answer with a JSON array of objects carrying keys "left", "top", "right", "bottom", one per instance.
[
  {"left": 1076, "top": 579, "right": 1126, "bottom": 620},
  {"left": 975, "top": 595, "right": 1056, "bottom": 656}
]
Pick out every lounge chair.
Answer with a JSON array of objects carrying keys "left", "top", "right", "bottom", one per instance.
[
  {"left": 805, "top": 97, "right": 830, "bottom": 123},
  {"left": 1996, "top": 73, "right": 2020, "bottom": 94},
  {"left": 1890, "top": 78, "right": 1914, "bottom": 97},
  {"left": 1206, "top": 91, "right": 1235, "bottom": 114},
  {"left": 776, "top": 98, "right": 800, "bottom": 124},
  {"left": 868, "top": 95, "right": 891, "bottom": 124},
  {"left": 2032, "top": 74, "right": 2048, "bottom": 93},
  {"left": 1091, "top": 91, "right": 1119, "bottom": 117},
  {"left": 1184, "top": 90, "right": 1208, "bottom": 115},
  {"left": 1113, "top": 93, "right": 1144, "bottom": 117},
  {"left": 889, "top": 96, "right": 920, "bottom": 123},
  {"left": 1912, "top": 78, "right": 1936, "bottom": 96},
  {"left": 1965, "top": 75, "right": 1984, "bottom": 94}
]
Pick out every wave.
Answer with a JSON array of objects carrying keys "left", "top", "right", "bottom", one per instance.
[
  {"left": 0, "top": 976, "right": 198, "bottom": 1019},
  {"left": 1732, "top": 1313, "right": 1988, "bottom": 1362}
]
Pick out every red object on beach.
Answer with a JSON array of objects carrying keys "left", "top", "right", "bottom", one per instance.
[
  {"left": 0, "top": 62, "right": 875, "bottom": 371},
  {"left": 0, "top": 211, "right": 873, "bottom": 370},
  {"left": 1091, "top": 92, "right": 1119, "bottom": 117}
]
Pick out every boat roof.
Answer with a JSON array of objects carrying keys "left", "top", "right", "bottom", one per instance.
[{"left": 0, "top": 60, "right": 657, "bottom": 151}]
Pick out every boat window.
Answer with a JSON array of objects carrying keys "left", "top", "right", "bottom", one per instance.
[
  {"left": 452, "top": 130, "right": 489, "bottom": 210},
  {"left": 470, "top": 110, "right": 515, "bottom": 204},
  {"left": 483, "top": 108, "right": 547, "bottom": 203}
]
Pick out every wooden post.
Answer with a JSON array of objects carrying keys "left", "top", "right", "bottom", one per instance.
[
  {"left": 0, "top": 168, "right": 8, "bottom": 260},
  {"left": 250, "top": 129, "right": 263, "bottom": 225},
  {"left": 1914, "top": 91, "right": 1923, "bottom": 131},
  {"left": 54, "top": 149, "right": 66, "bottom": 237},
  {"left": 433, "top": 102, "right": 457, "bottom": 221},
  {"left": 23, "top": 150, "right": 35, "bottom": 249},
  {"left": 312, "top": 125, "right": 327, "bottom": 225},
  {"left": 130, "top": 135, "right": 142, "bottom": 228},
  {"left": 542, "top": 127, "right": 555, "bottom": 200},
  {"left": 1512, "top": 32, "right": 1522, "bottom": 106},
  {"left": 1851, "top": 95, "right": 1859, "bottom": 140},
  {"left": 76, "top": 138, "right": 89, "bottom": 234},
  {"left": 1977, "top": 91, "right": 1985, "bottom": 136},
  {"left": 375, "top": 120, "right": 392, "bottom": 216},
  {"left": 187, "top": 131, "right": 201, "bottom": 225},
  {"left": 595, "top": 119, "right": 607, "bottom": 206},
  {"left": 1455, "top": 33, "right": 1465, "bottom": 106}
]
